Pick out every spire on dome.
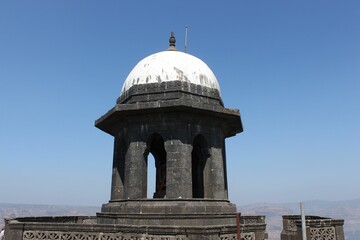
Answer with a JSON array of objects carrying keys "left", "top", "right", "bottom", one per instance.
[{"left": 168, "top": 32, "right": 177, "bottom": 51}]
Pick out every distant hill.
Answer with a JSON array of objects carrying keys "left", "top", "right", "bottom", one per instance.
[
  {"left": 1, "top": 199, "right": 359, "bottom": 240},
  {"left": 238, "top": 198, "right": 360, "bottom": 240}
]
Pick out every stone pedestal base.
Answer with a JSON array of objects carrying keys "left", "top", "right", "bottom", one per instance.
[{"left": 97, "top": 199, "right": 237, "bottom": 227}]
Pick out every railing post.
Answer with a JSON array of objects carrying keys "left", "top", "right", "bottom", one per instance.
[
  {"left": 300, "top": 202, "right": 307, "bottom": 240},
  {"left": 236, "top": 212, "right": 241, "bottom": 240}
]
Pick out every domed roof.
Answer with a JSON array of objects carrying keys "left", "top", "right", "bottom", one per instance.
[{"left": 121, "top": 50, "right": 221, "bottom": 95}]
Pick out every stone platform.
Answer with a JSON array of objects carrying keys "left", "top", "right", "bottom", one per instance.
[
  {"left": 4, "top": 213, "right": 268, "bottom": 240},
  {"left": 98, "top": 199, "right": 237, "bottom": 226}
]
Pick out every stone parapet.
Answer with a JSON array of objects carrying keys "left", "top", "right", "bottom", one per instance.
[
  {"left": 281, "top": 215, "right": 345, "bottom": 240},
  {"left": 4, "top": 214, "right": 268, "bottom": 240},
  {"left": 241, "top": 216, "right": 268, "bottom": 240}
]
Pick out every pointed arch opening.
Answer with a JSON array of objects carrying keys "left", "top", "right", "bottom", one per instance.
[
  {"left": 192, "top": 134, "right": 210, "bottom": 198},
  {"left": 145, "top": 133, "right": 167, "bottom": 198}
]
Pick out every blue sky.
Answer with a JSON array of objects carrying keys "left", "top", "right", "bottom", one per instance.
[{"left": 0, "top": 0, "right": 359, "bottom": 206}]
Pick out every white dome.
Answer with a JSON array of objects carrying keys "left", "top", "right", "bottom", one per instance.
[{"left": 121, "top": 50, "right": 221, "bottom": 94}]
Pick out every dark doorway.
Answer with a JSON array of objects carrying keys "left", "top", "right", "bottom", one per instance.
[{"left": 146, "top": 133, "right": 167, "bottom": 198}]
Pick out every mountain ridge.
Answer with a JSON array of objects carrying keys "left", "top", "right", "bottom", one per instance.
[{"left": 1, "top": 199, "right": 359, "bottom": 240}]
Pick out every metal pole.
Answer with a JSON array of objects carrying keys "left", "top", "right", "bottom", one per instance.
[
  {"left": 300, "top": 202, "right": 307, "bottom": 240},
  {"left": 236, "top": 212, "right": 241, "bottom": 240},
  {"left": 184, "top": 26, "right": 188, "bottom": 53}
]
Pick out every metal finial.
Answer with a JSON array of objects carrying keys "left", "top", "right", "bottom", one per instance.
[{"left": 168, "top": 32, "right": 176, "bottom": 51}]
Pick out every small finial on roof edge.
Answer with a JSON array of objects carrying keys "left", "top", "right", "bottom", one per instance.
[{"left": 168, "top": 32, "right": 177, "bottom": 51}]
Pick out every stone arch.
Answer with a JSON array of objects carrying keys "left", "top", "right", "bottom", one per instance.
[
  {"left": 192, "top": 134, "right": 210, "bottom": 198},
  {"left": 145, "top": 133, "right": 167, "bottom": 198}
]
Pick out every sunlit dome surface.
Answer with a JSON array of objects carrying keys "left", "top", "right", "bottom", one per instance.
[{"left": 121, "top": 50, "right": 221, "bottom": 94}]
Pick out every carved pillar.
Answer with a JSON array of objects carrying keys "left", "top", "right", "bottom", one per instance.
[
  {"left": 110, "top": 133, "right": 126, "bottom": 200},
  {"left": 124, "top": 140, "right": 147, "bottom": 199},
  {"left": 207, "top": 131, "right": 227, "bottom": 199},
  {"left": 165, "top": 140, "right": 192, "bottom": 198},
  {"left": 208, "top": 147, "right": 226, "bottom": 199}
]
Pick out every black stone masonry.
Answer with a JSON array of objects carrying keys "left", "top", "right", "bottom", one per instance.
[{"left": 94, "top": 65, "right": 244, "bottom": 236}]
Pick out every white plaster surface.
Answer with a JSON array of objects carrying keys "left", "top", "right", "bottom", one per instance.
[{"left": 121, "top": 50, "right": 220, "bottom": 94}]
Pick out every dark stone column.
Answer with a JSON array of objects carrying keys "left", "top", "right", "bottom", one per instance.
[
  {"left": 165, "top": 140, "right": 192, "bottom": 198},
  {"left": 124, "top": 140, "right": 147, "bottom": 199},
  {"left": 202, "top": 153, "right": 211, "bottom": 199},
  {"left": 222, "top": 138, "right": 229, "bottom": 198},
  {"left": 110, "top": 135, "right": 125, "bottom": 200},
  {"left": 207, "top": 130, "right": 227, "bottom": 199},
  {"left": 208, "top": 146, "right": 226, "bottom": 199}
]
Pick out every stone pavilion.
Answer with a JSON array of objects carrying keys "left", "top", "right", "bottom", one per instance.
[{"left": 4, "top": 33, "right": 344, "bottom": 240}]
